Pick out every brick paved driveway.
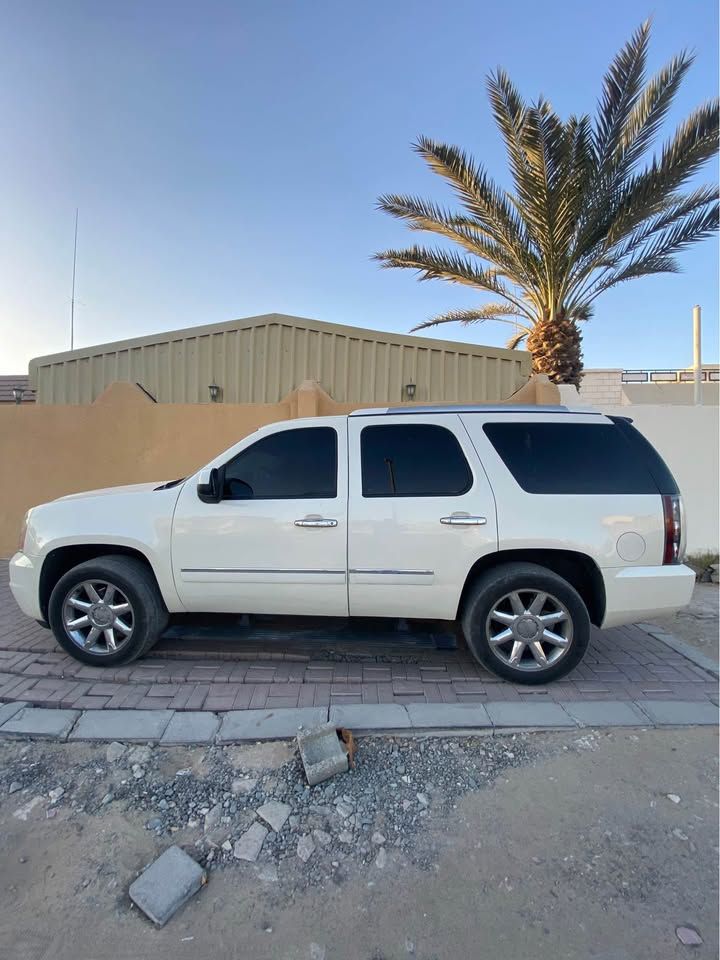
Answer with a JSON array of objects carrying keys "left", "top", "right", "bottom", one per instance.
[{"left": 1, "top": 567, "right": 716, "bottom": 713}]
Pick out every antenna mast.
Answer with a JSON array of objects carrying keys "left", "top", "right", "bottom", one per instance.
[{"left": 70, "top": 209, "right": 78, "bottom": 350}]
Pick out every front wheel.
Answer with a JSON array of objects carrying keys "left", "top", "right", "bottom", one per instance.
[
  {"left": 461, "top": 562, "right": 590, "bottom": 684},
  {"left": 48, "top": 555, "right": 168, "bottom": 666}
]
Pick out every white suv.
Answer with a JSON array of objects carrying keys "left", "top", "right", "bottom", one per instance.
[{"left": 9, "top": 405, "right": 694, "bottom": 684}]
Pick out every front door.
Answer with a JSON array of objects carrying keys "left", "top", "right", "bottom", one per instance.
[
  {"left": 347, "top": 414, "right": 498, "bottom": 619},
  {"left": 171, "top": 418, "right": 348, "bottom": 615}
]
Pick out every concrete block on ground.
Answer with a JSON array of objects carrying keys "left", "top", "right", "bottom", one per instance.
[
  {"left": 406, "top": 703, "right": 492, "bottom": 729},
  {"left": 562, "top": 701, "right": 650, "bottom": 727},
  {"left": 69, "top": 709, "right": 173, "bottom": 742},
  {"left": 129, "top": 845, "right": 206, "bottom": 926},
  {"left": 160, "top": 712, "right": 219, "bottom": 745},
  {"left": 0, "top": 701, "right": 29, "bottom": 727},
  {"left": 637, "top": 700, "right": 718, "bottom": 727},
  {"left": 297, "top": 722, "right": 349, "bottom": 785},
  {"left": 217, "top": 707, "right": 327, "bottom": 742},
  {"left": 485, "top": 702, "right": 576, "bottom": 728},
  {"left": 328, "top": 704, "right": 411, "bottom": 731},
  {"left": 0, "top": 707, "right": 79, "bottom": 740}
]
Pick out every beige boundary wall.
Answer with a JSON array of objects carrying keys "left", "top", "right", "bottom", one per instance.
[
  {"left": 4, "top": 378, "right": 713, "bottom": 557},
  {"left": 0, "top": 376, "right": 558, "bottom": 556}
]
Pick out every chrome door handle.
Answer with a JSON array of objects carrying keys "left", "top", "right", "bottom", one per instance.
[
  {"left": 294, "top": 518, "right": 338, "bottom": 528},
  {"left": 440, "top": 515, "right": 487, "bottom": 525}
]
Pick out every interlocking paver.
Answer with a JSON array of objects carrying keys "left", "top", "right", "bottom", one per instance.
[{"left": 0, "top": 568, "right": 716, "bottom": 722}]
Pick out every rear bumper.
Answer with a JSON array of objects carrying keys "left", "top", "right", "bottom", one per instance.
[
  {"left": 8, "top": 552, "right": 43, "bottom": 621},
  {"left": 601, "top": 564, "right": 695, "bottom": 629}
]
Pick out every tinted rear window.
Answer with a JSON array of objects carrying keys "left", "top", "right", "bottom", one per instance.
[{"left": 483, "top": 422, "right": 660, "bottom": 495}]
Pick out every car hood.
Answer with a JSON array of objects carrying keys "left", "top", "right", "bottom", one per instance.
[{"left": 56, "top": 482, "right": 169, "bottom": 502}]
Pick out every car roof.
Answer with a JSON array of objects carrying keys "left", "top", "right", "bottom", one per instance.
[{"left": 349, "top": 404, "right": 603, "bottom": 417}]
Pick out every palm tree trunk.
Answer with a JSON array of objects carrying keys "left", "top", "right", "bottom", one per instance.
[{"left": 526, "top": 312, "right": 583, "bottom": 387}]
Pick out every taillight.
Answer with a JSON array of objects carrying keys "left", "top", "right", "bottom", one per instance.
[{"left": 662, "top": 494, "right": 683, "bottom": 565}]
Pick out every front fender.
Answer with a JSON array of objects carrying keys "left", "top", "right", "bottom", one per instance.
[{"left": 26, "top": 487, "right": 185, "bottom": 613}]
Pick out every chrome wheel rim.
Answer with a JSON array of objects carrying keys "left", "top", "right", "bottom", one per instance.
[
  {"left": 62, "top": 580, "right": 134, "bottom": 655},
  {"left": 485, "top": 589, "right": 573, "bottom": 672}
]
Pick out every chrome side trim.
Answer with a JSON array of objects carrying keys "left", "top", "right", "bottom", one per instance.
[
  {"left": 348, "top": 568, "right": 434, "bottom": 576},
  {"left": 181, "top": 568, "right": 346, "bottom": 575}
]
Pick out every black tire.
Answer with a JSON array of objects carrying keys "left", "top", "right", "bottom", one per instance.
[
  {"left": 48, "top": 555, "right": 168, "bottom": 667},
  {"left": 461, "top": 562, "right": 590, "bottom": 684}
]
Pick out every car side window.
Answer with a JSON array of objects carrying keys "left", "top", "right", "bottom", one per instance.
[
  {"left": 223, "top": 427, "right": 337, "bottom": 500},
  {"left": 482, "top": 422, "right": 659, "bottom": 494},
  {"left": 361, "top": 423, "right": 473, "bottom": 497}
]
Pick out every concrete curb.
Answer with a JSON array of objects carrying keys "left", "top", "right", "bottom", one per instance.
[
  {"left": 637, "top": 622, "right": 719, "bottom": 679},
  {"left": 0, "top": 699, "right": 716, "bottom": 744}
]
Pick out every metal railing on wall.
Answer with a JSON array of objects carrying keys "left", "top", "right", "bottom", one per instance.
[{"left": 622, "top": 369, "right": 720, "bottom": 383}]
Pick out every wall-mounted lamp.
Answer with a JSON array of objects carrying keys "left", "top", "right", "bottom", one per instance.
[
  {"left": 12, "top": 386, "right": 25, "bottom": 405},
  {"left": 404, "top": 382, "right": 416, "bottom": 401},
  {"left": 208, "top": 382, "right": 221, "bottom": 403}
]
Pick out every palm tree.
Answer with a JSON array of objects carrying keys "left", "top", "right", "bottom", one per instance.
[{"left": 374, "top": 22, "right": 718, "bottom": 386}]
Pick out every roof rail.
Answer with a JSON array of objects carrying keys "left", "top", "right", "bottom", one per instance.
[{"left": 349, "top": 404, "right": 603, "bottom": 416}]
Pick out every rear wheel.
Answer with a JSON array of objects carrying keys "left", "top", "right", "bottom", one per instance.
[
  {"left": 461, "top": 562, "right": 590, "bottom": 684},
  {"left": 48, "top": 555, "right": 168, "bottom": 666}
]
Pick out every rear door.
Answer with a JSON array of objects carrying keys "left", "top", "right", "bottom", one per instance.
[{"left": 347, "top": 414, "right": 498, "bottom": 619}]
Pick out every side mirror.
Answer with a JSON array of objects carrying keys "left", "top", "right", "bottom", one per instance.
[{"left": 197, "top": 466, "right": 223, "bottom": 503}]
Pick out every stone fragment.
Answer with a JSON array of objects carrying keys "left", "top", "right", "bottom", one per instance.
[
  {"left": 106, "top": 742, "right": 126, "bottom": 763},
  {"left": 127, "top": 745, "right": 152, "bottom": 765},
  {"left": 676, "top": 925, "right": 703, "bottom": 946},
  {"left": 233, "top": 822, "right": 268, "bottom": 862},
  {"left": 231, "top": 777, "right": 258, "bottom": 795},
  {"left": 204, "top": 803, "right": 223, "bottom": 832},
  {"left": 258, "top": 863, "right": 278, "bottom": 882},
  {"left": 297, "top": 835, "right": 316, "bottom": 863},
  {"left": 256, "top": 800, "right": 292, "bottom": 833},
  {"left": 13, "top": 796, "right": 44, "bottom": 821},
  {"left": 335, "top": 800, "right": 353, "bottom": 820}
]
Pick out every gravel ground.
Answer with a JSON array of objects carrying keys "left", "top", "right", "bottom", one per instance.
[
  {"left": 1, "top": 727, "right": 717, "bottom": 959},
  {"left": 1, "top": 731, "right": 546, "bottom": 894}
]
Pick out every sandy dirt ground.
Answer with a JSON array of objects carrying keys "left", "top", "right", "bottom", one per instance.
[
  {"left": 0, "top": 726, "right": 717, "bottom": 960},
  {"left": 646, "top": 582, "right": 719, "bottom": 664}
]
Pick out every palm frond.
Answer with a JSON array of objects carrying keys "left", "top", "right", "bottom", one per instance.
[
  {"left": 411, "top": 136, "right": 541, "bottom": 283},
  {"left": 505, "top": 328, "right": 529, "bottom": 350},
  {"left": 373, "top": 245, "right": 535, "bottom": 317},
  {"left": 594, "top": 20, "right": 651, "bottom": 168},
  {"left": 614, "top": 51, "right": 694, "bottom": 174},
  {"left": 410, "top": 304, "right": 527, "bottom": 333},
  {"left": 376, "top": 193, "right": 523, "bottom": 275}
]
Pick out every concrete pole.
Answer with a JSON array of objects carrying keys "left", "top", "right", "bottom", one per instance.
[{"left": 693, "top": 305, "right": 702, "bottom": 406}]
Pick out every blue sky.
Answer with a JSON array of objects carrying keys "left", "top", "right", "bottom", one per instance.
[{"left": 0, "top": 0, "right": 717, "bottom": 375}]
